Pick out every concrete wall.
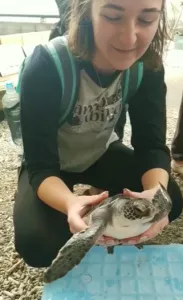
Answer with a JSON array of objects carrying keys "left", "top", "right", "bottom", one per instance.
[
  {"left": 0, "top": 21, "right": 56, "bottom": 35},
  {"left": 0, "top": 29, "right": 51, "bottom": 121}
]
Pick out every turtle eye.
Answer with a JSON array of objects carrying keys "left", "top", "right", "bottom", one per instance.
[
  {"left": 133, "top": 204, "right": 151, "bottom": 218},
  {"left": 134, "top": 206, "right": 144, "bottom": 216}
]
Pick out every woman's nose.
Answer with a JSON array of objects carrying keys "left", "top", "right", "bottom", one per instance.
[{"left": 119, "top": 21, "right": 137, "bottom": 49}]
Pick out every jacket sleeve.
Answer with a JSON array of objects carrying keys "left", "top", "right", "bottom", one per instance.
[
  {"left": 128, "top": 65, "right": 171, "bottom": 177},
  {"left": 20, "top": 44, "right": 62, "bottom": 192}
]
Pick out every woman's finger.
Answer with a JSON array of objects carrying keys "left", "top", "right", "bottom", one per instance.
[
  {"left": 126, "top": 217, "right": 169, "bottom": 244},
  {"left": 119, "top": 217, "right": 168, "bottom": 245},
  {"left": 96, "top": 235, "right": 121, "bottom": 246},
  {"left": 82, "top": 191, "right": 109, "bottom": 206},
  {"left": 119, "top": 237, "right": 139, "bottom": 245},
  {"left": 68, "top": 212, "right": 88, "bottom": 233},
  {"left": 140, "top": 217, "right": 168, "bottom": 238},
  {"left": 96, "top": 240, "right": 120, "bottom": 246},
  {"left": 123, "top": 188, "right": 143, "bottom": 199},
  {"left": 78, "top": 191, "right": 109, "bottom": 218}
]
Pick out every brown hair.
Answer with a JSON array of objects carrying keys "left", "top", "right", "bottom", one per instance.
[{"left": 67, "top": 0, "right": 169, "bottom": 70}]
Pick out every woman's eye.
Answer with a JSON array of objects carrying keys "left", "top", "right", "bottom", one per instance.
[
  {"left": 103, "top": 15, "right": 122, "bottom": 22},
  {"left": 138, "top": 19, "right": 154, "bottom": 25}
]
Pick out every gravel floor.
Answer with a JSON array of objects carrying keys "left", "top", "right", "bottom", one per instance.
[{"left": 1, "top": 107, "right": 183, "bottom": 299}]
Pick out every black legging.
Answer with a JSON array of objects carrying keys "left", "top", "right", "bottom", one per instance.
[{"left": 13, "top": 141, "right": 183, "bottom": 268}]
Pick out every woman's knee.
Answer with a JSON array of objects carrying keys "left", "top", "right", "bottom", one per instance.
[
  {"left": 14, "top": 206, "right": 72, "bottom": 268},
  {"left": 14, "top": 229, "right": 64, "bottom": 268},
  {"left": 167, "top": 177, "right": 183, "bottom": 222},
  {"left": 13, "top": 167, "right": 72, "bottom": 267}
]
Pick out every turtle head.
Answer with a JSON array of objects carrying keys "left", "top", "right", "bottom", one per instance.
[
  {"left": 111, "top": 196, "right": 156, "bottom": 227},
  {"left": 122, "top": 183, "right": 172, "bottom": 224},
  {"left": 122, "top": 199, "right": 156, "bottom": 223}
]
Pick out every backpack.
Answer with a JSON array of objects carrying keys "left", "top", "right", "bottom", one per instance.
[{"left": 16, "top": 36, "right": 144, "bottom": 140}]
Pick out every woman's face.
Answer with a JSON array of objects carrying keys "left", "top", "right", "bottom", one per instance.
[{"left": 91, "top": 0, "right": 163, "bottom": 72}]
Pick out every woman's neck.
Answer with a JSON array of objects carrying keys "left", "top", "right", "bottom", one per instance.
[{"left": 92, "top": 53, "right": 117, "bottom": 75}]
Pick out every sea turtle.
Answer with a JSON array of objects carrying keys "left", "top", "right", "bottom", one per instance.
[{"left": 44, "top": 184, "right": 172, "bottom": 283}]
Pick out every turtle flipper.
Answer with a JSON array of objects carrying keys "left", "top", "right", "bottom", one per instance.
[
  {"left": 135, "top": 243, "right": 144, "bottom": 250},
  {"left": 43, "top": 222, "right": 105, "bottom": 283},
  {"left": 107, "top": 246, "right": 114, "bottom": 254}
]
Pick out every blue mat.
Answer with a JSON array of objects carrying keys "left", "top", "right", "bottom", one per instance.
[{"left": 41, "top": 244, "right": 183, "bottom": 300}]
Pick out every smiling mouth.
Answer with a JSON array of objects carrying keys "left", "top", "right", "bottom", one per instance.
[{"left": 113, "top": 47, "right": 135, "bottom": 53}]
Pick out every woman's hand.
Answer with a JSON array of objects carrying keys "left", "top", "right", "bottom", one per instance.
[
  {"left": 67, "top": 191, "right": 109, "bottom": 234},
  {"left": 119, "top": 187, "right": 169, "bottom": 245},
  {"left": 67, "top": 190, "right": 127, "bottom": 246}
]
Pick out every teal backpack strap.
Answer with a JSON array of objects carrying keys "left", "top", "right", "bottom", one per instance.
[
  {"left": 16, "top": 36, "right": 79, "bottom": 127},
  {"left": 44, "top": 36, "right": 80, "bottom": 126},
  {"left": 122, "top": 61, "right": 144, "bottom": 105},
  {"left": 115, "top": 61, "right": 144, "bottom": 141},
  {"left": 16, "top": 56, "right": 32, "bottom": 94}
]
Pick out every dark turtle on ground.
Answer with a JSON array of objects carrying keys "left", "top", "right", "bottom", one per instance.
[{"left": 44, "top": 184, "right": 172, "bottom": 283}]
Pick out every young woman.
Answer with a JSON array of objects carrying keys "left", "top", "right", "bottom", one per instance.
[{"left": 13, "top": 0, "right": 183, "bottom": 268}]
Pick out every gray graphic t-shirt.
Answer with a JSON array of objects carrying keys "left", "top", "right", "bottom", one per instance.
[{"left": 57, "top": 70, "right": 123, "bottom": 172}]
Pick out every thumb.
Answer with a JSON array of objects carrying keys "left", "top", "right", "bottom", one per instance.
[
  {"left": 84, "top": 191, "right": 109, "bottom": 206},
  {"left": 68, "top": 212, "right": 88, "bottom": 233},
  {"left": 123, "top": 188, "right": 142, "bottom": 199}
]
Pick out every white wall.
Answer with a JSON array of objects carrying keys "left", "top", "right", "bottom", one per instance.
[
  {"left": 0, "top": 21, "right": 53, "bottom": 35},
  {"left": 0, "top": 0, "right": 58, "bottom": 15}
]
